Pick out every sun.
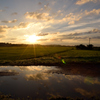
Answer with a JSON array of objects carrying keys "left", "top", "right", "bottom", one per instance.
[{"left": 26, "top": 35, "right": 40, "bottom": 43}]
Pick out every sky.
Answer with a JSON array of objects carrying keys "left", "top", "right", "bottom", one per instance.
[{"left": 0, "top": 0, "right": 100, "bottom": 46}]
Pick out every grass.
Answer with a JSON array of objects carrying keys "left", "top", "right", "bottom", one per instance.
[
  {"left": 0, "top": 45, "right": 100, "bottom": 65},
  {"left": 0, "top": 93, "right": 100, "bottom": 100},
  {"left": 0, "top": 46, "right": 69, "bottom": 60}
]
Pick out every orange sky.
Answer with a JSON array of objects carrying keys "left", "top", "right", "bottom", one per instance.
[{"left": 0, "top": 0, "right": 100, "bottom": 46}]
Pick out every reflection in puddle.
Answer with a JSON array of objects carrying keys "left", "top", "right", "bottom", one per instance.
[{"left": 0, "top": 66, "right": 100, "bottom": 99}]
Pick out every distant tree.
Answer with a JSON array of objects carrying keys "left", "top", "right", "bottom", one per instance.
[
  {"left": 87, "top": 44, "right": 93, "bottom": 50},
  {"left": 76, "top": 44, "right": 87, "bottom": 50}
]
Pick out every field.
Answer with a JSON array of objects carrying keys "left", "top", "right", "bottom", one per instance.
[
  {"left": 0, "top": 45, "right": 100, "bottom": 66},
  {"left": 0, "top": 45, "right": 100, "bottom": 100}
]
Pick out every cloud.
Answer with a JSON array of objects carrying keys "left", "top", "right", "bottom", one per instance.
[
  {"left": 52, "top": 10, "right": 63, "bottom": 18},
  {"left": 1, "top": 19, "right": 17, "bottom": 23},
  {"left": 68, "top": 21, "right": 75, "bottom": 25},
  {"left": 59, "top": 35, "right": 87, "bottom": 40},
  {"left": 18, "top": 22, "right": 29, "bottom": 28},
  {"left": 38, "top": 2, "right": 42, "bottom": 5},
  {"left": 8, "top": 38, "right": 17, "bottom": 40},
  {"left": 37, "top": 33, "right": 49, "bottom": 36},
  {"left": 0, "top": 70, "right": 19, "bottom": 76},
  {"left": 25, "top": 9, "right": 81, "bottom": 24},
  {"left": 25, "top": 12, "right": 52, "bottom": 21},
  {"left": 67, "top": 29, "right": 100, "bottom": 36},
  {"left": 84, "top": 77, "right": 100, "bottom": 85},
  {"left": 11, "top": 12, "right": 18, "bottom": 15},
  {"left": 38, "top": 39, "right": 48, "bottom": 41},
  {"left": 52, "top": 8, "right": 100, "bottom": 25},
  {"left": 0, "top": 35, "right": 5, "bottom": 38},
  {"left": 50, "top": 38, "right": 62, "bottom": 41},
  {"left": 25, "top": 73, "right": 52, "bottom": 81},
  {"left": 61, "top": 13, "right": 82, "bottom": 24},
  {"left": 75, "top": 88, "right": 97, "bottom": 97},
  {"left": 76, "top": 0, "right": 97, "bottom": 5},
  {"left": 85, "top": 9, "right": 100, "bottom": 15},
  {"left": 39, "top": 3, "right": 51, "bottom": 12},
  {"left": 37, "top": 32, "right": 59, "bottom": 37},
  {"left": 93, "top": 36, "right": 100, "bottom": 39},
  {"left": 0, "top": 10, "right": 3, "bottom": 12},
  {"left": 44, "top": 4, "right": 51, "bottom": 11},
  {"left": 13, "top": 22, "right": 30, "bottom": 29},
  {"left": 0, "top": 25, "right": 10, "bottom": 33},
  {"left": 52, "top": 32, "right": 60, "bottom": 34},
  {"left": 51, "top": 1, "right": 56, "bottom": 5},
  {"left": 58, "top": 28, "right": 100, "bottom": 40}
]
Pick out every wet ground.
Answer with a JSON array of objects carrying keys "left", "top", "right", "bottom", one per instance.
[{"left": 0, "top": 65, "right": 100, "bottom": 100}]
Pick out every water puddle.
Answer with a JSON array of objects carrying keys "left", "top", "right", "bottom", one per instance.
[{"left": 0, "top": 66, "right": 100, "bottom": 99}]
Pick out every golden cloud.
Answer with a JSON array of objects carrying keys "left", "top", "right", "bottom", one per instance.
[
  {"left": 18, "top": 22, "right": 29, "bottom": 28},
  {"left": 68, "top": 21, "right": 75, "bottom": 25},
  {"left": 13, "top": 22, "right": 30, "bottom": 29},
  {"left": 25, "top": 12, "right": 52, "bottom": 21},
  {"left": 85, "top": 9, "right": 100, "bottom": 15},
  {"left": 60, "top": 13, "right": 82, "bottom": 24},
  {"left": 76, "top": 0, "right": 97, "bottom": 5}
]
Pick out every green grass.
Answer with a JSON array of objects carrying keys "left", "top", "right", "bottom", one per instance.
[
  {"left": 0, "top": 45, "right": 100, "bottom": 65},
  {"left": 0, "top": 46, "right": 72, "bottom": 60}
]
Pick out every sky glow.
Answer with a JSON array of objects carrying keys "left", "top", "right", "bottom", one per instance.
[{"left": 0, "top": 0, "right": 100, "bottom": 46}]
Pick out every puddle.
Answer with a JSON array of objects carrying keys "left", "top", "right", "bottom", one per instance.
[{"left": 0, "top": 66, "right": 100, "bottom": 99}]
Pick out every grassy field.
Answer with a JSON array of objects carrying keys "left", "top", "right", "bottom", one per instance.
[{"left": 0, "top": 45, "right": 100, "bottom": 65}]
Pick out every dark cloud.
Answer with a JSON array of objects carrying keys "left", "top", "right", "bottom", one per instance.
[
  {"left": 37, "top": 32, "right": 59, "bottom": 36},
  {"left": 67, "top": 29, "right": 100, "bottom": 36},
  {"left": 9, "top": 38, "right": 17, "bottom": 40},
  {"left": 40, "top": 29, "right": 100, "bottom": 41},
  {"left": 0, "top": 25, "right": 10, "bottom": 33},
  {"left": 38, "top": 2, "right": 42, "bottom": 5},
  {"left": 13, "top": 22, "right": 30, "bottom": 29},
  {"left": 92, "top": 36, "right": 100, "bottom": 39},
  {"left": 18, "top": 22, "right": 29, "bottom": 28},
  {"left": 52, "top": 32, "right": 59, "bottom": 34},
  {"left": 38, "top": 39, "right": 48, "bottom": 41},
  {"left": 59, "top": 36, "right": 74, "bottom": 40},
  {"left": 59, "top": 33, "right": 100, "bottom": 40},
  {"left": 50, "top": 38, "right": 62, "bottom": 41},
  {"left": 11, "top": 12, "right": 18, "bottom": 15},
  {"left": 74, "top": 36, "right": 88, "bottom": 39},
  {"left": 0, "top": 35, "right": 5, "bottom": 38},
  {"left": 1, "top": 19, "right": 17, "bottom": 23},
  {"left": 37, "top": 33, "right": 49, "bottom": 36}
]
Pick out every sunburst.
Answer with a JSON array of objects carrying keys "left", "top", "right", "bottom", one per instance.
[{"left": 26, "top": 35, "right": 40, "bottom": 43}]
